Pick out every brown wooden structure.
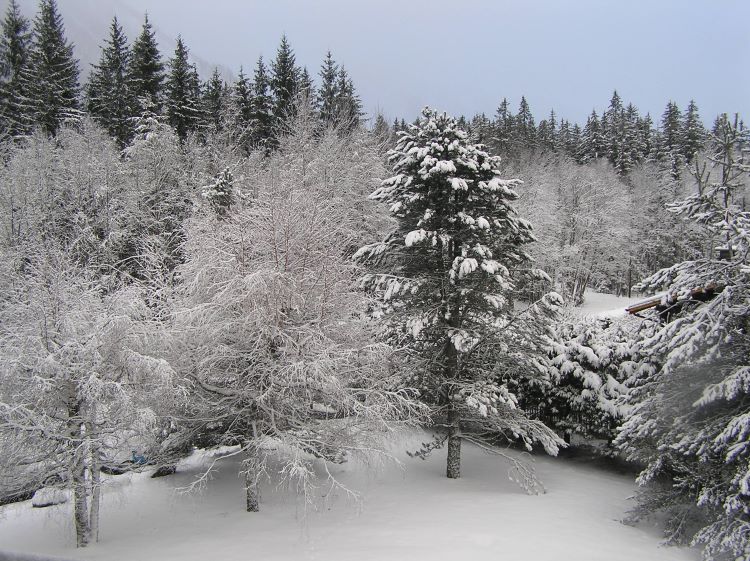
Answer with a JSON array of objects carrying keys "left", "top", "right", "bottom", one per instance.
[{"left": 626, "top": 283, "right": 723, "bottom": 320}]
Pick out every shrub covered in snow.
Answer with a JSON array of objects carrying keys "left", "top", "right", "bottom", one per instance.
[{"left": 527, "top": 314, "right": 655, "bottom": 445}]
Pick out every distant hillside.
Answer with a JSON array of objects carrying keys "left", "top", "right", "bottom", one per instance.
[{"left": 13, "top": 0, "right": 233, "bottom": 82}]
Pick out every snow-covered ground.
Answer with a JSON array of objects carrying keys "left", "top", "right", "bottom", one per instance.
[
  {"left": 576, "top": 288, "right": 643, "bottom": 319},
  {"left": 0, "top": 433, "right": 698, "bottom": 561}
]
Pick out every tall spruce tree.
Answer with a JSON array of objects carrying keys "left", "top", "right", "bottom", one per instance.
[
  {"left": 202, "top": 67, "right": 225, "bottom": 131},
  {"left": 555, "top": 119, "right": 577, "bottom": 156},
  {"left": 602, "top": 90, "right": 624, "bottom": 168},
  {"left": 334, "top": 66, "right": 362, "bottom": 131},
  {"left": 659, "top": 101, "right": 684, "bottom": 178},
  {"left": 568, "top": 123, "right": 582, "bottom": 157},
  {"left": 86, "top": 17, "right": 134, "bottom": 148},
  {"left": 536, "top": 108, "right": 557, "bottom": 151},
  {"left": 493, "top": 97, "right": 514, "bottom": 155},
  {"left": 355, "top": 107, "right": 563, "bottom": 480},
  {"left": 661, "top": 101, "right": 683, "bottom": 153},
  {"left": 317, "top": 50, "right": 339, "bottom": 126},
  {"left": 0, "top": 0, "right": 31, "bottom": 137},
  {"left": 515, "top": 96, "right": 536, "bottom": 149},
  {"left": 298, "top": 66, "right": 314, "bottom": 103},
  {"left": 372, "top": 112, "right": 391, "bottom": 143},
  {"left": 614, "top": 103, "right": 641, "bottom": 175},
  {"left": 270, "top": 35, "right": 299, "bottom": 125},
  {"left": 22, "top": 0, "right": 81, "bottom": 136},
  {"left": 638, "top": 113, "right": 654, "bottom": 159},
  {"left": 231, "top": 66, "right": 252, "bottom": 131},
  {"left": 250, "top": 54, "right": 273, "bottom": 147},
  {"left": 577, "top": 110, "right": 604, "bottom": 163},
  {"left": 128, "top": 14, "right": 164, "bottom": 114},
  {"left": 165, "top": 36, "right": 202, "bottom": 141},
  {"left": 681, "top": 100, "right": 705, "bottom": 165}
]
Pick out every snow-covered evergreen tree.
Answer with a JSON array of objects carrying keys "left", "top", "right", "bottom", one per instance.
[
  {"left": 617, "top": 112, "right": 750, "bottom": 560},
  {"left": 165, "top": 36, "right": 203, "bottom": 141},
  {"left": 334, "top": 66, "right": 362, "bottom": 132},
  {"left": 614, "top": 103, "right": 642, "bottom": 175},
  {"left": 202, "top": 67, "right": 226, "bottom": 132},
  {"left": 493, "top": 97, "right": 514, "bottom": 155},
  {"left": 128, "top": 14, "right": 164, "bottom": 114},
  {"left": 577, "top": 110, "right": 604, "bottom": 163},
  {"left": 270, "top": 35, "right": 299, "bottom": 127},
  {"left": 0, "top": 0, "right": 31, "bottom": 138},
  {"left": 638, "top": 113, "right": 654, "bottom": 159},
  {"left": 228, "top": 66, "right": 252, "bottom": 149},
  {"left": 355, "top": 107, "right": 563, "bottom": 481},
  {"left": 372, "top": 112, "right": 391, "bottom": 145},
  {"left": 86, "top": 17, "right": 134, "bottom": 148},
  {"left": 540, "top": 315, "right": 651, "bottom": 444},
  {"left": 250, "top": 54, "right": 273, "bottom": 148},
  {"left": 21, "top": 0, "right": 81, "bottom": 136},
  {"left": 602, "top": 91, "right": 623, "bottom": 167},
  {"left": 201, "top": 166, "right": 234, "bottom": 216},
  {"left": 122, "top": 107, "right": 191, "bottom": 279},
  {"left": 681, "top": 100, "right": 705, "bottom": 165},
  {"left": 297, "top": 66, "right": 315, "bottom": 105},
  {"left": 658, "top": 101, "right": 684, "bottom": 178},
  {"left": 317, "top": 50, "right": 339, "bottom": 127},
  {"left": 514, "top": 96, "right": 536, "bottom": 151}
]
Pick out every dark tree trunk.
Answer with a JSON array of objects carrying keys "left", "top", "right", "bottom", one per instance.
[
  {"left": 73, "top": 462, "right": 90, "bottom": 547},
  {"left": 245, "top": 422, "right": 260, "bottom": 512},
  {"left": 68, "top": 394, "right": 90, "bottom": 548},
  {"left": 245, "top": 451, "right": 260, "bottom": 512},
  {"left": 446, "top": 405, "right": 461, "bottom": 479}
]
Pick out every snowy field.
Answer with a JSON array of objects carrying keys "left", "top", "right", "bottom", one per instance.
[{"left": 0, "top": 431, "right": 698, "bottom": 561}]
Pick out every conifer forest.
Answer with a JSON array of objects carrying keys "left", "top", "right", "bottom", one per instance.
[{"left": 0, "top": 1, "right": 748, "bottom": 560}]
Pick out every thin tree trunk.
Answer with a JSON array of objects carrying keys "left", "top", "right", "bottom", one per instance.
[
  {"left": 245, "top": 421, "right": 260, "bottom": 512},
  {"left": 68, "top": 394, "right": 90, "bottom": 548},
  {"left": 89, "top": 445, "right": 101, "bottom": 543},
  {"left": 73, "top": 457, "right": 90, "bottom": 547},
  {"left": 446, "top": 405, "right": 461, "bottom": 479},
  {"left": 245, "top": 453, "right": 260, "bottom": 512}
]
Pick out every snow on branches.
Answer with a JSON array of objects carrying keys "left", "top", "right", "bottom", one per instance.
[
  {"left": 356, "top": 107, "right": 564, "bottom": 482},
  {"left": 167, "top": 118, "right": 425, "bottom": 511},
  {"left": 616, "top": 113, "right": 750, "bottom": 560}
]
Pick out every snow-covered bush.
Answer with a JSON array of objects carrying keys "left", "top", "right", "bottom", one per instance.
[{"left": 525, "top": 314, "right": 656, "bottom": 445}]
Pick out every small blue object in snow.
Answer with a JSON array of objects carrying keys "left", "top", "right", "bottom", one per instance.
[{"left": 132, "top": 451, "right": 147, "bottom": 465}]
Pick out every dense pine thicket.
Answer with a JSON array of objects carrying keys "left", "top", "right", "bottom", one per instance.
[{"left": 0, "top": 2, "right": 748, "bottom": 560}]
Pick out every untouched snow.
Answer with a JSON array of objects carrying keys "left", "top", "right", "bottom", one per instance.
[
  {"left": 576, "top": 288, "right": 643, "bottom": 319},
  {"left": 0, "top": 433, "right": 698, "bottom": 561}
]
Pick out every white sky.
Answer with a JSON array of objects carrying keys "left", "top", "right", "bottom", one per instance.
[{"left": 16, "top": 0, "right": 750, "bottom": 125}]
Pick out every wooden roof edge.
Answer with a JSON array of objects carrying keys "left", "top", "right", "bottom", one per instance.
[
  {"left": 626, "top": 284, "right": 725, "bottom": 315},
  {"left": 626, "top": 297, "right": 663, "bottom": 314}
]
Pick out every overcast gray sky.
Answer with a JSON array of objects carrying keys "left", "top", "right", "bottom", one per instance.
[{"left": 82, "top": 0, "right": 750, "bottom": 125}]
